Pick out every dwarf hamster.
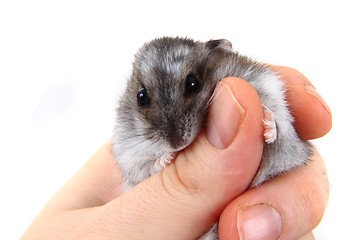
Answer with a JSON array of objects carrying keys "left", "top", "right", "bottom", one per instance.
[{"left": 112, "top": 37, "right": 312, "bottom": 239}]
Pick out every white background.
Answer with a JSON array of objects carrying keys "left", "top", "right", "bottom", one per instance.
[{"left": 1, "top": 1, "right": 358, "bottom": 239}]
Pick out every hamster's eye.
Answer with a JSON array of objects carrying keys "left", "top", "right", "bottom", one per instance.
[
  {"left": 185, "top": 74, "right": 200, "bottom": 96},
  {"left": 137, "top": 87, "right": 151, "bottom": 106}
]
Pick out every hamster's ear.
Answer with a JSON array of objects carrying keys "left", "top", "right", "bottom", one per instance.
[{"left": 206, "top": 39, "right": 233, "bottom": 51}]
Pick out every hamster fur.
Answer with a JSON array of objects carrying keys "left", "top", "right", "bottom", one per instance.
[{"left": 112, "top": 37, "right": 312, "bottom": 239}]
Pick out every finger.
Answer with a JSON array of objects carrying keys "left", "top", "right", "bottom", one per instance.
[
  {"left": 273, "top": 66, "right": 332, "bottom": 140},
  {"left": 21, "top": 143, "right": 125, "bottom": 239},
  {"left": 43, "top": 142, "right": 124, "bottom": 213},
  {"left": 94, "top": 77, "right": 265, "bottom": 239},
  {"left": 218, "top": 148, "right": 329, "bottom": 240}
]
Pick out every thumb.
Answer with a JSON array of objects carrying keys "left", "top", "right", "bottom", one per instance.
[{"left": 96, "top": 77, "right": 265, "bottom": 239}]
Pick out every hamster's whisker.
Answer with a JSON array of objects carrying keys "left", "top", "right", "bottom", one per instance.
[{"left": 204, "top": 85, "right": 225, "bottom": 110}]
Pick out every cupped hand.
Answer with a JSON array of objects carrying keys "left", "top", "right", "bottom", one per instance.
[
  {"left": 219, "top": 66, "right": 331, "bottom": 240},
  {"left": 21, "top": 66, "right": 331, "bottom": 240}
]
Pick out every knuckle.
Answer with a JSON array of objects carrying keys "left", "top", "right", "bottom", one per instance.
[
  {"left": 159, "top": 160, "right": 202, "bottom": 201},
  {"left": 301, "top": 177, "right": 328, "bottom": 229}
]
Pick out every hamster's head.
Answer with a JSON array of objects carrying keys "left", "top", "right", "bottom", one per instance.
[{"left": 117, "top": 37, "right": 232, "bottom": 157}]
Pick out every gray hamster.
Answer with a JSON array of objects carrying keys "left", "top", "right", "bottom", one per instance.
[{"left": 112, "top": 37, "right": 312, "bottom": 239}]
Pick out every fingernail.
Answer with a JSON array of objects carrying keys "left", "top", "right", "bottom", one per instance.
[
  {"left": 305, "top": 85, "right": 332, "bottom": 117},
  {"left": 205, "top": 82, "right": 245, "bottom": 149},
  {"left": 237, "top": 204, "right": 282, "bottom": 240}
]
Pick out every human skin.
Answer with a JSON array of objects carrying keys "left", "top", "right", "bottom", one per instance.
[{"left": 21, "top": 66, "right": 331, "bottom": 240}]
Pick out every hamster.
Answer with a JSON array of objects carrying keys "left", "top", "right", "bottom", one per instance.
[{"left": 112, "top": 37, "right": 312, "bottom": 239}]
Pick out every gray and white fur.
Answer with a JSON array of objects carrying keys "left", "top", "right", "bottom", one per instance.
[{"left": 112, "top": 37, "right": 312, "bottom": 239}]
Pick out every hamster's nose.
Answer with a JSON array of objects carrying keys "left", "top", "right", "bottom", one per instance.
[{"left": 167, "top": 123, "right": 185, "bottom": 150}]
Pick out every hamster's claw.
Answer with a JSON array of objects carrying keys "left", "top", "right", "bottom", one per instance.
[
  {"left": 262, "top": 105, "right": 277, "bottom": 144},
  {"left": 155, "top": 152, "right": 178, "bottom": 169}
]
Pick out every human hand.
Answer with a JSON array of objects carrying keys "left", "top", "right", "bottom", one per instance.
[
  {"left": 21, "top": 66, "right": 331, "bottom": 240},
  {"left": 218, "top": 66, "right": 331, "bottom": 240}
]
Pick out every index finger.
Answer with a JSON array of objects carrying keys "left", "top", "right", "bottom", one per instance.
[{"left": 273, "top": 66, "right": 332, "bottom": 140}]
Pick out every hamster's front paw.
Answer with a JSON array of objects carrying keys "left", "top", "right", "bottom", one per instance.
[
  {"left": 263, "top": 105, "right": 277, "bottom": 144},
  {"left": 155, "top": 152, "right": 178, "bottom": 169}
]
